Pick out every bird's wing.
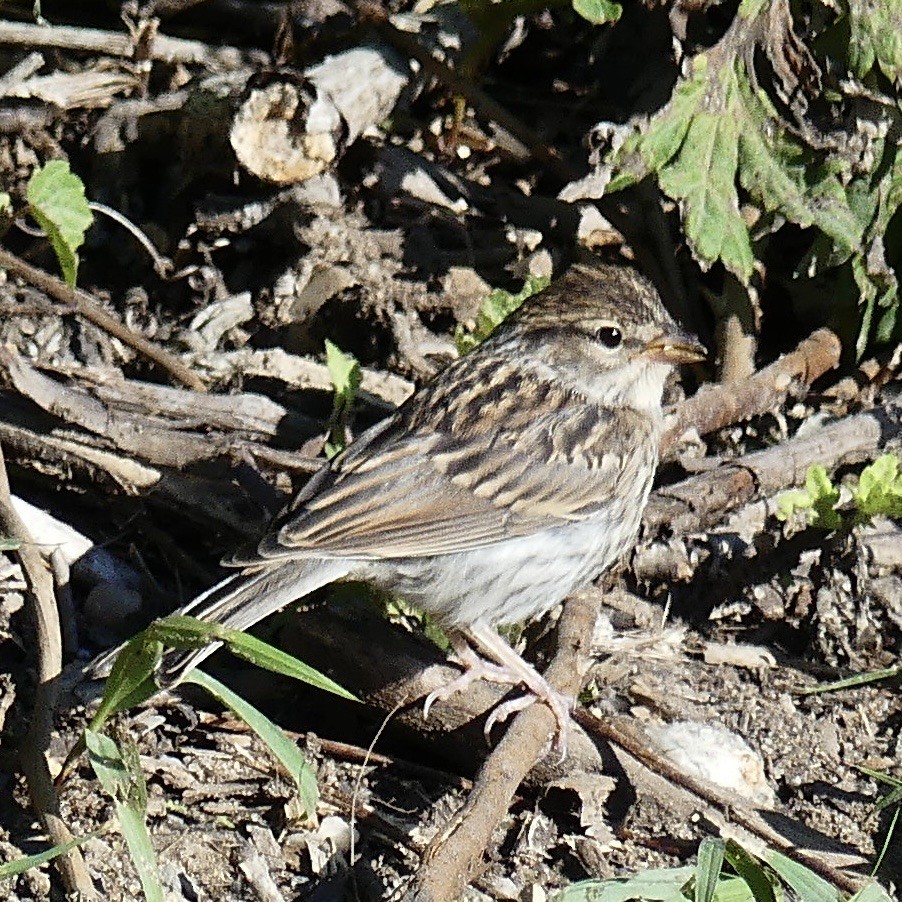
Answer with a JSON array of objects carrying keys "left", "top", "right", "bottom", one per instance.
[{"left": 251, "top": 366, "right": 655, "bottom": 562}]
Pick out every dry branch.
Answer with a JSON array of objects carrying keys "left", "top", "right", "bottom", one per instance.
[
  {"left": 662, "top": 327, "right": 843, "bottom": 453},
  {"left": 0, "top": 248, "right": 206, "bottom": 391},
  {"left": 409, "top": 592, "right": 597, "bottom": 901},
  {"left": 0, "top": 445, "right": 96, "bottom": 897},
  {"left": 648, "top": 396, "right": 902, "bottom": 536},
  {"left": 0, "top": 19, "right": 242, "bottom": 66}
]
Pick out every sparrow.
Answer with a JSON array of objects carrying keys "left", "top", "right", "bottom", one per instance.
[{"left": 155, "top": 262, "right": 705, "bottom": 755}]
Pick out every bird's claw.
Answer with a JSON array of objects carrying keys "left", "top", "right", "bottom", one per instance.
[{"left": 484, "top": 689, "right": 574, "bottom": 761}]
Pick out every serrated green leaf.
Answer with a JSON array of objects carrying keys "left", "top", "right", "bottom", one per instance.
[
  {"left": 807, "top": 465, "right": 843, "bottom": 529},
  {"left": 572, "top": 0, "right": 621, "bottom": 25},
  {"left": 185, "top": 669, "right": 319, "bottom": 816},
  {"left": 847, "top": 0, "right": 902, "bottom": 81},
  {"left": 657, "top": 70, "right": 754, "bottom": 280},
  {"left": 25, "top": 160, "right": 92, "bottom": 287},
  {"left": 735, "top": 80, "right": 862, "bottom": 256},
  {"left": 639, "top": 57, "right": 709, "bottom": 172},
  {"left": 853, "top": 454, "right": 902, "bottom": 519},
  {"left": 776, "top": 488, "right": 814, "bottom": 521},
  {"left": 85, "top": 729, "right": 162, "bottom": 902}
]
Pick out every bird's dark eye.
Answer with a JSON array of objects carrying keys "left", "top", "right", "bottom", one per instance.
[{"left": 594, "top": 326, "right": 622, "bottom": 349}]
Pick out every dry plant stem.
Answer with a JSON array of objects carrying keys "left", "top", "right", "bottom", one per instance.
[
  {"left": 572, "top": 709, "right": 863, "bottom": 896},
  {"left": 0, "top": 445, "right": 96, "bottom": 897},
  {"left": 0, "top": 19, "right": 235, "bottom": 65},
  {"left": 649, "top": 395, "right": 902, "bottom": 535},
  {"left": 662, "top": 327, "right": 842, "bottom": 453},
  {"left": 0, "top": 247, "right": 206, "bottom": 392},
  {"left": 410, "top": 592, "right": 596, "bottom": 901}
]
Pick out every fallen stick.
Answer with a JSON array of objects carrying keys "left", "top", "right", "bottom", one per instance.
[
  {"left": 410, "top": 592, "right": 597, "bottom": 900},
  {"left": 0, "top": 445, "right": 96, "bottom": 897},
  {"left": 662, "top": 328, "right": 843, "bottom": 453},
  {"left": 0, "top": 19, "right": 240, "bottom": 66},
  {"left": 0, "top": 247, "right": 206, "bottom": 392},
  {"left": 648, "top": 395, "right": 902, "bottom": 536}
]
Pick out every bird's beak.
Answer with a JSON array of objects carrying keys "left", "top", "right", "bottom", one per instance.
[{"left": 641, "top": 329, "right": 707, "bottom": 364}]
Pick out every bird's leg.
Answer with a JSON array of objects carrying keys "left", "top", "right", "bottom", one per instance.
[
  {"left": 464, "top": 622, "right": 574, "bottom": 758},
  {"left": 422, "top": 630, "right": 520, "bottom": 718}
]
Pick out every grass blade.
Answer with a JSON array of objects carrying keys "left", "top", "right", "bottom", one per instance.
[{"left": 185, "top": 669, "right": 319, "bottom": 816}]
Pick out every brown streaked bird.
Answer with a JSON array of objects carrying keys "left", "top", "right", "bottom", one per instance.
[{"left": 155, "top": 262, "right": 705, "bottom": 754}]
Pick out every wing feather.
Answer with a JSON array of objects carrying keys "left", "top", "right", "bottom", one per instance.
[{"left": 248, "top": 357, "right": 655, "bottom": 563}]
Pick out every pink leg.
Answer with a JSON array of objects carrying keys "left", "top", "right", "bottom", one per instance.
[
  {"left": 423, "top": 631, "right": 522, "bottom": 718},
  {"left": 425, "top": 624, "right": 574, "bottom": 758},
  {"left": 466, "top": 623, "right": 573, "bottom": 757}
]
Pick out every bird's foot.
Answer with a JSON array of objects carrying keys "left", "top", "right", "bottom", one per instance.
[
  {"left": 483, "top": 686, "right": 574, "bottom": 760},
  {"left": 423, "top": 635, "right": 517, "bottom": 719},
  {"left": 428, "top": 624, "right": 576, "bottom": 759}
]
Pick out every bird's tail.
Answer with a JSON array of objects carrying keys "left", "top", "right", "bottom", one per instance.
[{"left": 91, "top": 558, "right": 351, "bottom": 686}]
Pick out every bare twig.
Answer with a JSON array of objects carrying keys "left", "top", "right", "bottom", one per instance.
[
  {"left": 0, "top": 444, "right": 96, "bottom": 897},
  {"left": 0, "top": 19, "right": 240, "bottom": 66},
  {"left": 0, "top": 247, "right": 206, "bottom": 392},
  {"left": 663, "top": 327, "right": 843, "bottom": 453},
  {"left": 410, "top": 592, "right": 597, "bottom": 900},
  {"left": 649, "top": 395, "right": 902, "bottom": 536}
]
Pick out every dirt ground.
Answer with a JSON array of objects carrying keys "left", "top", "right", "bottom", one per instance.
[{"left": 0, "top": 2, "right": 900, "bottom": 900}]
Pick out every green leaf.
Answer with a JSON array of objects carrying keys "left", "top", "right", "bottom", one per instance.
[
  {"left": 90, "top": 633, "right": 163, "bottom": 730},
  {"left": 764, "top": 850, "right": 842, "bottom": 902},
  {"left": 853, "top": 454, "right": 902, "bottom": 519},
  {"left": 696, "top": 838, "right": 725, "bottom": 902},
  {"left": 455, "top": 275, "right": 549, "bottom": 354},
  {"left": 776, "top": 465, "right": 842, "bottom": 528},
  {"left": 723, "top": 840, "right": 777, "bottom": 902},
  {"left": 806, "top": 465, "right": 843, "bottom": 529},
  {"left": 0, "top": 831, "right": 101, "bottom": 879},
  {"left": 735, "top": 79, "right": 861, "bottom": 256},
  {"left": 325, "top": 338, "right": 361, "bottom": 409},
  {"left": 799, "top": 664, "right": 901, "bottom": 694},
  {"left": 554, "top": 866, "right": 693, "bottom": 901},
  {"left": 657, "top": 68, "right": 754, "bottom": 280},
  {"left": 572, "top": 0, "right": 621, "bottom": 25},
  {"left": 851, "top": 883, "right": 895, "bottom": 902},
  {"left": 776, "top": 487, "right": 814, "bottom": 521},
  {"left": 25, "top": 160, "right": 93, "bottom": 287},
  {"left": 639, "top": 57, "right": 709, "bottom": 171},
  {"left": 150, "top": 614, "right": 358, "bottom": 701},
  {"left": 324, "top": 339, "right": 361, "bottom": 458},
  {"left": 85, "top": 729, "right": 162, "bottom": 902},
  {"left": 185, "top": 669, "right": 319, "bottom": 816},
  {"left": 218, "top": 629, "right": 359, "bottom": 701},
  {"left": 847, "top": 0, "right": 902, "bottom": 81}
]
